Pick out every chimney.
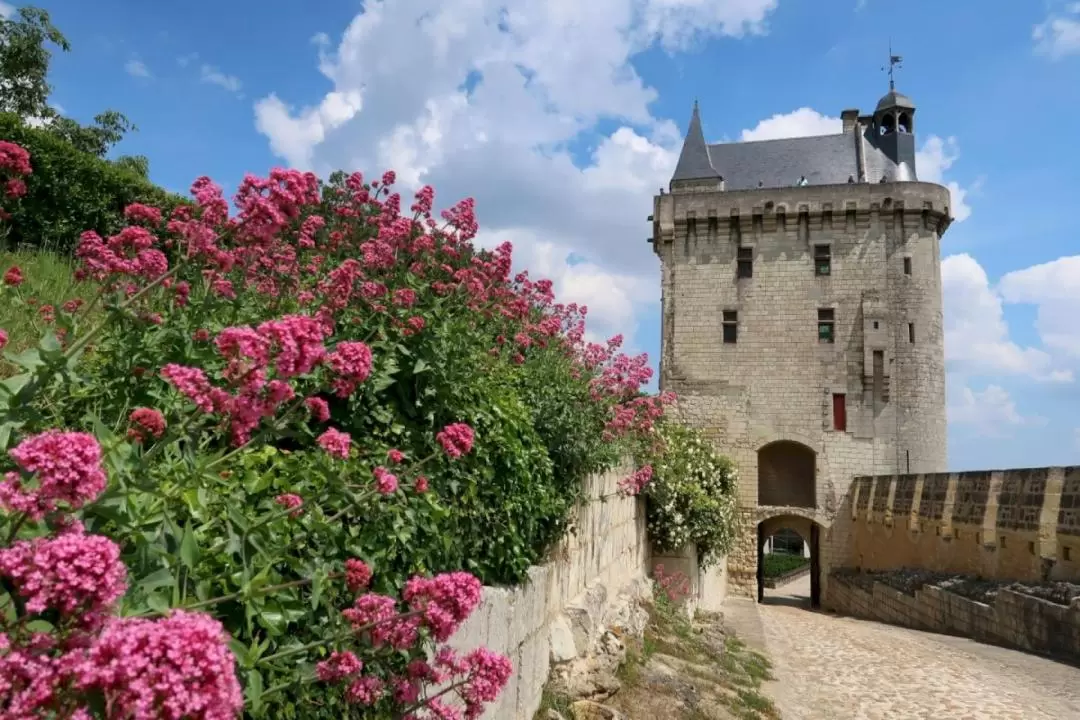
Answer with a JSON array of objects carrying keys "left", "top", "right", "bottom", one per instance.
[{"left": 841, "top": 109, "right": 860, "bottom": 134}]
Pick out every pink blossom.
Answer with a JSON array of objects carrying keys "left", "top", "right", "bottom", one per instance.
[
  {"left": 373, "top": 466, "right": 398, "bottom": 495},
  {"left": 5, "top": 177, "right": 27, "bottom": 199},
  {"left": 315, "top": 651, "right": 362, "bottom": 682},
  {"left": 161, "top": 364, "right": 216, "bottom": 413},
  {"left": 436, "top": 423, "right": 475, "bottom": 459},
  {"left": 124, "top": 203, "right": 163, "bottom": 226},
  {"left": 327, "top": 341, "right": 374, "bottom": 397},
  {"left": 0, "top": 532, "right": 126, "bottom": 623},
  {"left": 617, "top": 465, "right": 653, "bottom": 496},
  {"left": 5, "top": 430, "right": 107, "bottom": 514},
  {"left": 345, "top": 558, "right": 372, "bottom": 593},
  {"left": 0, "top": 328, "right": 7, "bottom": 351},
  {"left": 317, "top": 428, "right": 351, "bottom": 459},
  {"left": 414, "top": 475, "right": 430, "bottom": 493},
  {"left": 346, "top": 675, "right": 385, "bottom": 706},
  {"left": 128, "top": 407, "right": 167, "bottom": 442},
  {"left": 256, "top": 314, "right": 328, "bottom": 378},
  {"left": 2, "top": 265, "right": 23, "bottom": 286},
  {"left": 81, "top": 610, "right": 243, "bottom": 720},
  {"left": 387, "top": 448, "right": 405, "bottom": 464},
  {"left": 305, "top": 396, "right": 330, "bottom": 422},
  {"left": 0, "top": 140, "right": 32, "bottom": 175},
  {"left": 403, "top": 571, "right": 483, "bottom": 642},
  {"left": 274, "top": 493, "right": 303, "bottom": 517}
]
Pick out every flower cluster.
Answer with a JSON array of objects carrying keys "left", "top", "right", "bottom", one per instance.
[
  {"left": 316, "top": 566, "right": 510, "bottom": 717},
  {"left": 617, "top": 464, "right": 653, "bottom": 496},
  {"left": 0, "top": 430, "right": 243, "bottom": 719},
  {"left": 435, "top": 423, "right": 475, "bottom": 459},
  {"left": 0, "top": 140, "right": 31, "bottom": 219},
  {"left": 653, "top": 563, "right": 692, "bottom": 605},
  {"left": 635, "top": 421, "right": 738, "bottom": 569}
]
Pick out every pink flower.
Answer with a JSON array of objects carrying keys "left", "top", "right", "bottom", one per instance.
[
  {"left": 0, "top": 328, "right": 7, "bottom": 352},
  {"left": 345, "top": 558, "right": 372, "bottom": 593},
  {"left": 275, "top": 493, "right": 303, "bottom": 517},
  {"left": 403, "top": 571, "right": 483, "bottom": 642},
  {"left": 305, "top": 396, "right": 330, "bottom": 423},
  {"left": 460, "top": 647, "right": 514, "bottom": 706},
  {"left": 414, "top": 475, "right": 429, "bottom": 493},
  {"left": 346, "top": 675, "right": 385, "bottom": 706},
  {"left": 5, "top": 177, "right": 27, "bottom": 199},
  {"left": 317, "top": 428, "right": 351, "bottom": 459},
  {"left": 80, "top": 610, "right": 243, "bottom": 720},
  {"left": 436, "top": 423, "right": 475, "bottom": 459},
  {"left": 161, "top": 364, "right": 216, "bottom": 413},
  {"left": 617, "top": 465, "right": 653, "bottom": 496},
  {"left": 256, "top": 314, "right": 328, "bottom": 378},
  {"left": 3, "top": 265, "right": 24, "bottom": 286},
  {"left": 315, "top": 651, "right": 362, "bottom": 682},
  {"left": 5, "top": 430, "right": 107, "bottom": 514},
  {"left": 0, "top": 140, "right": 32, "bottom": 175},
  {"left": 128, "top": 407, "right": 167, "bottom": 442},
  {"left": 387, "top": 448, "right": 405, "bottom": 464},
  {"left": 373, "top": 467, "right": 398, "bottom": 495},
  {"left": 0, "top": 532, "right": 126, "bottom": 624},
  {"left": 124, "top": 202, "right": 163, "bottom": 226},
  {"left": 327, "top": 341, "right": 374, "bottom": 397}
]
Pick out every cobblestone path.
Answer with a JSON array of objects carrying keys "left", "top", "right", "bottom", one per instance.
[{"left": 723, "top": 576, "right": 1080, "bottom": 720}]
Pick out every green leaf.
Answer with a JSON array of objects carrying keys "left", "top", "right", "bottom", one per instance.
[
  {"left": 0, "top": 373, "right": 33, "bottom": 398},
  {"left": 245, "top": 669, "right": 265, "bottom": 714},
  {"left": 138, "top": 567, "right": 176, "bottom": 592},
  {"left": 4, "top": 349, "right": 43, "bottom": 372},
  {"left": 145, "top": 591, "right": 171, "bottom": 615},
  {"left": 413, "top": 358, "right": 429, "bottom": 374},
  {"left": 180, "top": 521, "right": 200, "bottom": 569},
  {"left": 310, "top": 572, "right": 324, "bottom": 610},
  {"left": 38, "top": 330, "right": 62, "bottom": 354}
]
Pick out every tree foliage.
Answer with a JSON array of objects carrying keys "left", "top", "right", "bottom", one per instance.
[{"left": 0, "top": 5, "right": 69, "bottom": 120}]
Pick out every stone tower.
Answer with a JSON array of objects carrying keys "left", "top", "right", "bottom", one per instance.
[{"left": 649, "top": 90, "right": 952, "bottom": 602}]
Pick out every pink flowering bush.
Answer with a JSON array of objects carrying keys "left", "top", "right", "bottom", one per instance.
[{"left": 1, "top": 142, "right": 665, "bottom": 717}]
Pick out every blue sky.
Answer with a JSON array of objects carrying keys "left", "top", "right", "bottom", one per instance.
[{"left": 6, "top": 0, "right": 1080, "bottom": 471}]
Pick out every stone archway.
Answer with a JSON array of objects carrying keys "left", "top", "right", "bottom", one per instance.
[
  {"left": 758, "top": 440, "right": 816, "bottom": 508},
  {"left": 755, "top": 511, "right": 827, "bottom": 609}
]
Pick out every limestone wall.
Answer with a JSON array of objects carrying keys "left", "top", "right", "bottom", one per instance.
[
  {"left": 446, "top": 462, "right": 650, "bottom": 719},
  {"left": 837, "top": 466, "right": 1080, "bottom": 583},
  {"left": 828, "top": 572, "right": 1080, "bottom": 664}
]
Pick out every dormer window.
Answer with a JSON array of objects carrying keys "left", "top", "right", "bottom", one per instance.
[{"left": 879, "top": 114, "right": 896, "bottom": 135}]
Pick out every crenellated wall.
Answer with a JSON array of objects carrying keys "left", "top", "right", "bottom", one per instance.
[{"left": 834, "top": 466, "right": 1080, "bottom": 583}]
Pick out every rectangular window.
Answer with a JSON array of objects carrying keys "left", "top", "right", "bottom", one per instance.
[
  {"left": 908, "top": 322, "right": 915, "bottom": 343},
  {"left": 832, "top": 393, "right": 847, "bottom": 431},
  {"left": 722, "top": 310, "right": 738, "bottom": 344},
  {"left": 873, "top": 350, "right": 884, "bottom": 401},
  {"left": 736, "top": 247, "right": 753, "bottom": 279},
  {"left": 817, "top": 308, "right": 835, "bottom": 343},
  {"left": 814, "top": 244, "right": 831, "bottom": 276},
  {"left": 903, "top": 257, "right": 912, "bottom": 275}
]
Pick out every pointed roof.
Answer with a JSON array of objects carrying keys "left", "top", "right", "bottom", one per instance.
[{"left": 671, "top": 101, "right": 721, "bottom": 182}]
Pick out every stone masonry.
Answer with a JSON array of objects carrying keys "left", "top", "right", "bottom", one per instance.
[{"left": 652, "top": 89, "right": 953, "bottom": 599}]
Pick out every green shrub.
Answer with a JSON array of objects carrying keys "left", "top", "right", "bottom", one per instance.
[
  {"left": 0, "top": 158, "right": 661, "bottom": 717},
  {"left": 635, "top": 420, "right": 739, "bottom": 569},
  {"left": 762, "top": 552, "right": 809, "bottom": 579},
  {"left": 0, "top": 112, "right": 183, "bottom": 254}
]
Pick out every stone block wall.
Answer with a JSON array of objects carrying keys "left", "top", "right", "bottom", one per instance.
[
  {"left": 445, "top": 463, "right": 650, "bottom": 719},
  {"left": 836, "top": 466, "right": 1080, "bottom": 583},
  {"left": 828, "top": 573, "right": 1080, "bottom": 664}
]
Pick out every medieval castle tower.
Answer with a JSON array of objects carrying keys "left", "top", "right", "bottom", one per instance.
[{"left": 649, "top": 86, "right": 954, "bottom": 603}]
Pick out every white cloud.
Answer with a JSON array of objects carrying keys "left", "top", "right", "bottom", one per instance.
[
  {"left": 941, "top": 253, "right": 1072, "bottom": 383},
  {"left": 947, "top": 384, "right": 1043, "bottom": 438},
  {"left": 739, "top": 107, "right": 840, "bottom": 141},
  {"left": 125, "top": 58, "right": 151, "bottom": 79},
  {"left": 200, "top": 64, "right": 242, "bottom": 94},
  {"left": 1033, "top": 3, "right": 1080, "bottom": 59},
  {"left": 998, "top": 255, "right": 1080, "bottom": 360},
  {"left": 0, "top": 2, "right": 16, "bottom": 20},
  {"left": 915, "top": 135, "right": 973, "bottom": 223},
  {"left": 254, "top": 0, "right": 778, "bottom": 347},
  {"left": 177, "top": 53, "right": 198, "bottom": 68}
]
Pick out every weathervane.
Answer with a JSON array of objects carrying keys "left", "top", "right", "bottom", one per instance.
[{"left": 882, "top": 41, "right": 903, "bottom": 91}]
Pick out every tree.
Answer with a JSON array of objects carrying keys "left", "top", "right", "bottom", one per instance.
[
  {"left": 48, "top": 110, "right": 137, "bottom": 158},
  {"left": 0, "top": 5, "right": 69, "bottom": 120}
]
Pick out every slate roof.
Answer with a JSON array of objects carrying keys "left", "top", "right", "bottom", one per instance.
[{"left": 702, "top": 134, "right": 860, "bottom": 191}]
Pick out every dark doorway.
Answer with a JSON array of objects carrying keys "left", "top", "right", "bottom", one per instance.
[
  {"left": 756, "top": 518, "right": 823, "bottom": 610},
  {"left": 756, "top": 523, "right": 765, "bottom": 603},
  {"left": 810, "top": 523, "right": 821, "bottom": 608}
]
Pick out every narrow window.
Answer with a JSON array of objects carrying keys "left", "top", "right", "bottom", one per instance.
[
  {"left": 908, "top": 322, "right": 915, "bottom": 343},
  {"left": 736, "top": 247, "right": 753, "bottom": 279},
  {"left": 1065, "top": 546, "right": 1073, "bottom": 561},
  {"left": 722, "top": 310, "right": 738, "bottom": 344},
  {"left": 903, "top": 257, "right": 912, "bottom": 275},
  {"left": 832, "top": 393, "right": 847, "bottom": 431},
  {"left": 872, "top": 350, "right": 884, "bottom": 401},
  {"left": 817, "top": 308, "right": 835, "bottom": 343},
  {"left": 814, "top": 244, "right": 831, "bottom": 276}
]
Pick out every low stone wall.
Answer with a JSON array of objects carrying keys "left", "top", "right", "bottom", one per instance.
[
  {"left": 651, "top": 543, "right": 728, "bottom": 617},
  {"left": 446, "top": 462, "right": 650, "bottom": 719},
  {"left": 828, "top": 571, "right": 1080, "bottom": 664}
]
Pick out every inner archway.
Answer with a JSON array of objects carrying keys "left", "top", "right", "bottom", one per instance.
[
  {"left": 757, "top": 440, "right": 816, "bottom": 508},
  {"left": 755, "top": 514, "right": 822, "bottom": 609}
]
